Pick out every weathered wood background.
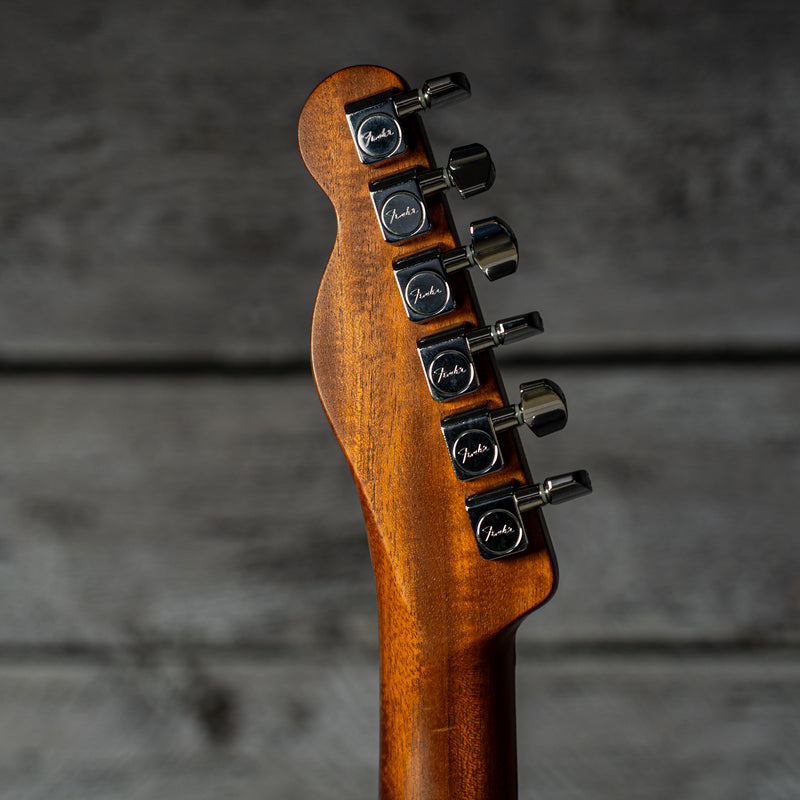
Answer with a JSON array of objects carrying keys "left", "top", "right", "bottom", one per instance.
[{"left": 1, "top": 2, "right": 798, "bottom": 798}]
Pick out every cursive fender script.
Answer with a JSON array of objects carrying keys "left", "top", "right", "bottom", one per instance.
[
  {"left": 385, "top": 204, "right": 419, "bottom": 225},
  {"left": 483, "top": 522, "right": 515, "bottom": 540},
  {"left": 363, "top": 127, "right": 395, "bottom": 145},
  {"left": 410, "top": 284, "right": 443, "bottom": 304},
  {"left": 433, "top": 362, "right": 467, "bottom": 384},
  {"left": 457, "top": 441, "right": 491, "bottom": 465}
]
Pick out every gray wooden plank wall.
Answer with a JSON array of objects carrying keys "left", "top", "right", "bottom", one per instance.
[{"left": 1, "top": 2, "right": 798, "bottom": 799}]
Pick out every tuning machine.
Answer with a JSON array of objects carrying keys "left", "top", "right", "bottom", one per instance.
[
  {"left": 370, "top": 144, "right": 495, "bottom": 243},
  {"left": 441, "top": 380, "right": 567, "bottom": 481},
  {"left": 393, "top": 218, "right": 518, "bottom": 321},
  {"left": 345, "top": 73, "right": 470, "bottom": 165},
  {"left": 466, "top": 471, "right": 592, "bottom": 560},
  {"left": 417, "top": 313, "right": 543, "bottom": 401}
]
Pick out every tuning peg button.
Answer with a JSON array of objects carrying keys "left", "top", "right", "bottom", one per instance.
[
  {"left": 393, "top": 73, "right": 471, "bottom": 117},
  {"left": 465, "top": 471, "right": 592, "bottom": 560},
  {"left": 393, "top": 217, "right": 518, "bottom": 322},
  {"left": 346, "top": 73, "right": 470, "bottom": 165},
  {"left": 369, "top": 144, "right": 495, "bottom": 243},
  {"left": 417, "top": 313, "right": 543, "bottom": 402},
  {"left": 441, "top": 380, "right": 567, "bottom": 481},
  {"left": 417, "top": 144, "right": 495, "bottom": 199},
  {"left": 449, "top": 218, "right": 519, "bottom": 282},
  {"left": 492, "top": 379, "right": 568, "bottom": 438},
  {"left": 466, "top": 312, "right": 544, "bottom": 353}
]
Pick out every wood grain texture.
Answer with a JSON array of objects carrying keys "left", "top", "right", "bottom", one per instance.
[
  {"left": 0, "top": 3, "right": 798, "bottom": 798},
  {"left": 300, "top": 66, "right": 557, "bottom": 800}
]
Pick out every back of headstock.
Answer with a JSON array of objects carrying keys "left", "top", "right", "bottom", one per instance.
[{"left": 299, "top": 66, "right": 591, "bottom": 800}]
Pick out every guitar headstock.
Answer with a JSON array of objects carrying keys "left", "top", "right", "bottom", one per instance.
[{"left": 299, "top": 66, "right": 590, "bottom": 650}]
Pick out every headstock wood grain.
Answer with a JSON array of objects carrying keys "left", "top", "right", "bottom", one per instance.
[{"left": 298, "top": 65, "right": 591, "bottom": 800}]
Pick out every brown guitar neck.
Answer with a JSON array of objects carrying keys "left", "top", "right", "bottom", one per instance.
[
  {"left": 299, "top": 65, "right": 590, "bottom": 800},
  {"left": 378, "top": 614, "right": 519, "bottom": 800},
  {"left": 362, "top": 496, "right": 527, "bottom": 800}
]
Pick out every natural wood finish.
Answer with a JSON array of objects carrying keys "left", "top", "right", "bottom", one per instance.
[{"left": 299, "top": 66, "right": 556, "bottom": 800}]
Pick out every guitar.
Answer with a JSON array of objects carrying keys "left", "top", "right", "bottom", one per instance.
[{"left": 298, "top": 66, "right": 591, "bottom": 800}]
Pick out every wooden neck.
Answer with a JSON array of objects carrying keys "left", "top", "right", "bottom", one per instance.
[
  {"left": 300, "top": 65, "right": 558, "bottom": 800},
  {"left": 378, "top": 615, "right": 519, "bottom": 800},
  {"left": 363, "top": 505, "right": 522, "bottom": 800}
]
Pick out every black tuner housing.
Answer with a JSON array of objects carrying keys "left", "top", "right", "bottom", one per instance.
[
  {"left": 345, "top": 90, "right": 408, "bottom": 165},
  {"left": 393, "top": 218, "right": 519, "bottom": 323},
  {"left": 345, "top": 73, "right": 470, "bottom": 165},
  {"left": 417, "top": 325, "right": 480, "bottom": 401},
  {"left": 440, "top": 379, "right": 569, "bottom": 482},
  {"left": 465, "top": 484, "right": 530, "bottom": 560},
  {"left": 441, "top": 405, "right": 503, "bottom": 482},
  {"left": 393, "top": 248, "right": 456, "bottom": 322},
  {"left": 369, "top": 170, "right": 431, "bottom": 244},
  {"left": 465, "top": 471, "right": 592, "bottom": 560},
  {"left": 417, "top": 314, "right": 543, "bottom": 401},
  {"left": 369, "top": 144, "right": 495, "bottom": 244}
]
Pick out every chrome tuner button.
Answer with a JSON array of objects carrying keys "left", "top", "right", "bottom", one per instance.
[
  {"left": 465, "top": 471, "right": 592, "bottom": 560},
  {"left": 417, "top": 143, "right": 495, "bottom": 200},
  {"left": 345, "top": 73, "right": 470, "bottom": 165},
  {"left": 445, "top": 143, "right": 496, "bottom": 199},
  {"left": 465, "top": 312, "right": 544, "bottom": 354},
  {"left": 514, "top": 471, "right": 593, "bottom": 510},
  {"left": 492, "top": 379, "right": 568, "bottom": 438},
  {"left": 417, "top": 313, "right": 543, "bottom": 402},
  {"left": 394, "top": 73, "right": 471, "bottom": 117},
  {"left": 441, "top": 380, "right": 566, "bottom": 482},
  {"left": 439, "top": 217, "right": 518, "bottom": 282},
  {"left": 370, "top": 144, "right": 496, "bottom": 244},
  {"left": 466, "top": 218, "right": 518, "bottom": 281},
  {"left": 393, "top": 218, "right": 518, "bottom": 323}
]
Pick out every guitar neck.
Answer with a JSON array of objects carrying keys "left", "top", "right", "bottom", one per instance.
[
  {"left": 299, "top": 65, "right": 590, "bottom": 800},
  {"left": 375, "top": 550, "right": 520, "bottom": 800}
]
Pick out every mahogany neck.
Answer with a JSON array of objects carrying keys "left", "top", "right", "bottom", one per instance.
[{"left": 378, "top": 620, "right": 519, "bottom": 800}]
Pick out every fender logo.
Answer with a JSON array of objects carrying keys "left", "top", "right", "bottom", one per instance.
[
  {"left": 385, "top": 205, "right": 419, "bottom": 225},
  {"left": 362, "top": 127, "right": 395, "bottom": 145},
  {"left": 483, "top": 523, "right": 515, "bottom": 540},
  {"left": 410, "top": 284, "right": 443, "bottom": 304},
  {"left": 457, "top": 441, "right": 491, "bottom": 464},
  {"left": 432, "top": 363, "right": 466, "bottom": 384}
]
